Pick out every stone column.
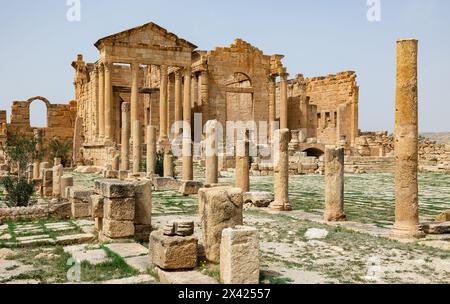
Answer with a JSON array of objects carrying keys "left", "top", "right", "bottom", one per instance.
[
  {"left": 324, "top": 146, "right": 346, "bottom": 221},
  {"left": 205, "top": 120, "right": 218, "bottom": 185},
  {"left": 121, "top": 102, "right": 131, "bottom": 171},
  {"left": 174, "top": 70, "right": 183, "bottom": 137},
  {"left": 52, "top": 164, "right": 64, "bottom": 198},
  {"left": 130, "top": 63, "right": 140, "bottom": 144},
  {"left": 159, "top": 65, "right": 169, "bottom": 143},
  {"left": 182, "top": 67, "right": 193, "bottom": 181},
  {"left": 98, "top": 64, "right": 105, "bottom": 139},
  {"left": 235, "top": 133, "right": 250, "bottom": 192},
  {"left": 147, "top": 125, "right": 157, "bottom": 176},
  {"left": 164, "top": 152, "right": 173, "bottom": 178},
  {"left": 104, "top": 61, "right": 113, "bottom": 141},
  {"left": 199, "top": 70, "right": 209, "bottom": 120},
  {"left": 269, "top": 76, "right": 276, "bottom": 141},
  {"left": 132, "top": 120, "right": 142, "bottom": 174},
  {"left": 271, "top": 128, "right": 292, "bottom": 211},
  {"left": 280, "top": 73, "right": 289, "bottom": 130},
  {"left": 392, "top": 39, "right": 423, "bottom": 239},
  {"left": 33, "top": 129, "right": 41, "bottom": 179}
]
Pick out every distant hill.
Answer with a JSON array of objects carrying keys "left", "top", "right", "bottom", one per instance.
[{"left": 421, "top": 132, "right": 450, "bottom": 145}]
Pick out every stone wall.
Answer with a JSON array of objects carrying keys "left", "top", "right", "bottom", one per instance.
[{"left": 3, "top": 97, "right": 77, "bottom": 158}]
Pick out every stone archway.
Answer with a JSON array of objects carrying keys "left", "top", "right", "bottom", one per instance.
[
  {"left": 26, "top": 96, "right": 51, "bottom": 128},
  {"left": 300, "top": 143, "right": 326, "bottom": 158},
  {"left": 225, "top": 72, "right": 253, "bottom": 123}
]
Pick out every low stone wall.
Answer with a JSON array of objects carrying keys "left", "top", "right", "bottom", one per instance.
[
  {"left": 0, "top": 206, "right": 49, "bottom": 223},
  {"left": 0, "top": 202, "right": 71, "bottom": 223}
]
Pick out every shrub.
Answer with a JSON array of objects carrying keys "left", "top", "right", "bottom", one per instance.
[{"left": 2, "top": 176, "right": 35, "bottom": 207}]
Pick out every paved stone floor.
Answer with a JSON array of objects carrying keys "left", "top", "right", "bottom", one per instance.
[{"left": 0, "top": 171, "right": 448, "bottom": 284}]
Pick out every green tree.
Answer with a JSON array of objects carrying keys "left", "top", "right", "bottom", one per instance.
[{"left": 48, "top": 138, "right": 72, "bottom": 167}]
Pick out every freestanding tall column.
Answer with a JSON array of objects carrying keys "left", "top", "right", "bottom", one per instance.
[
  {"left": 104, "top": 61, "right": 113, "bottom": 141},
  {"left": 235, "top": 132, "right": 250, "bottom": 192},
  {"left": 33, "top": 129, "right": 41, "bottom": 179},
  {"left": 392, "top": 39, "right": 424, "bottom": 239},
  {"left": 121, "top": 102, "right": 131, "bottom": 170},
  {"left": 324, "top": 146, "right": 346, "bottom": 221},
  {"left": 271, "top": 128, "right": 292, "bottom": 211},
  {"left": 132, "top": 120, "right": 142, "bottom": 174},
  {"left": 205, "top": 120, "right": 218, "bottom": 185},
  {"left": 159, "top": 65, "right": 169, "bottom": 143},
  {"left": 269, "top": 76, "right": 277, "bottom": 141},
  {"left": 147, "top": 125, "right": 156, "bottom": 176},
  {"left": 98, "top": 64, "right": 105, "bottom": 139},
  {"left": 174, "top": 70, "right": 183, "bottom": 137},
  {"left": 280, "top": 73, "right": 289, "bottom": 130},
  {"left": 130, "top": 63, "right": 139, "bottom": 144},
  {"left": 182, "top": 67, "right": 193, "bottom": 181}
]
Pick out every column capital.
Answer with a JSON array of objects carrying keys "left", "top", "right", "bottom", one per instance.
[
  {"left": 160, "top": 64, "right": 168, "bottom": 76},
  {"left": 174, "top": 69, "right": 182, "bottom": 80},
  {"left": 121, "top": 102, "right": 131, "bottom": 113},
  {"left": 103, "top": 61, "right": 114, "bottom": 71}
]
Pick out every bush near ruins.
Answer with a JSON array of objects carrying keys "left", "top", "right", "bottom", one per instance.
[
  {"left": 1, "top": 134, "right": 40, "bottom": 207},
  {"left": 155, "top": 151, "right": 177, "bottom": 178},
  {"left": 48, "top": 138, "right": 72, "bottom": 167},
  {"left": 2, "top": 175, "right": 35, "bottom": 207}
]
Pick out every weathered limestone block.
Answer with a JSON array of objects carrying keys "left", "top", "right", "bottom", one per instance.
[
  {"left": 198, "top": 187, "right": 243, "bottom": 263},
  {"left": 105, "top": 170, "right": 118, "bottom": 179},
  {"left": 149, "top": 230, "right": 198, "bottom": 270},
  {"left": 96, "top": 180, "right": 136, "bottom": 198},
  {"left": 60, "top": 175, "right": 73, "bottom": 199},
  {"left": 104, "top": 198, "right": 135, "bottom": 221},
  {"left": 134, "top": 179, "right": 152, "bottom": 226},
  {"left": 153, "top": 177, "right": 182, "bottom": 191},
  {"left": 179, "top": 181, "right": 204, "bottom": 196},
  {"left": 435, "top": 211, "right": 450, "bottom": 223},
  {"left": 220, "top": 226, "right": 260, "bottom": 284},
  {"left": 243, "top": 192, "right": 274, "bottom": 208},
  {"left": 324, "top": 146, "right": 346, "bottom": 222},
  {"left": 103, "top": 218, "right": 135, "bottom": 239},
  {"left": 421, "top": 222, "right": 450, "bottom": 235},
  {"left": 70, "top": 187, "right": 94, "bottom": 219},
  {"left": 90, "top": 195, "right": 104, "bottom": 218},
  {"left": 163, "top": 220, "right": 194, "bottom": 237}
]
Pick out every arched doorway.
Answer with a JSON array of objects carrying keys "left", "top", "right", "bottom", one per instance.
[
  {"left": 27, "top": 96, "right": 50, "bottom": 128},
  {"left": 304, "top": 148, "right": 324, "bottom": 158},
  {"left": 225, "top": 72, "right": 253, "bottom": 123}
]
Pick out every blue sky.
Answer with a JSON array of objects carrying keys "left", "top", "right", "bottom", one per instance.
[{"left": 0, "top": 0, "right": 449, "bottom": 132}]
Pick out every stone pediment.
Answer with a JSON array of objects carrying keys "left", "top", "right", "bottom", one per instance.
[{"left": 94, "top": 22, "right": 197, "bottom": 50}]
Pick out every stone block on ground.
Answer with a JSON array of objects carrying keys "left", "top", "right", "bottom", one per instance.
[
  {"left": 179, "top": 181, "right": 204, "bottom": 196},
  {"left": 435, "top": 211, "right": 450, "bottom": 223},
  {"left": 157, "top": 269, "right": 218, "bottom": 284},
  {"left": 71, "top": 202, "right": 91, "bottom": 219},
  {"left": 243, "top": 192, "right": 274, "bottom": 208},
  {"left": 96, "top": 180, "right": 136, "bottom": 198},
  {"left": 104, "top": 198, "right": 135, "bottom": 221},
  {"left": 422, "top": 222, "right": 450, "bottom": 235},
  {"left": 149, "top": 230, "right": 198, "bottom": 270},
  {"left": 105, "top": 242, "right": 148, "bottom": 258},
  {"left": 103, "top": 218, "right": 135, "bottom": 239},
  {"left": 220, "top": 226, "right": 260, "bottom": 284},
  {"left": 198, "top": 186, "right": 243, "bottom": 263},
  {"left": 153, "top": 177, "right": 182, "bottom": 191},
  {"left": 133, "top": 179, "right": 152, "bottom": 226}
]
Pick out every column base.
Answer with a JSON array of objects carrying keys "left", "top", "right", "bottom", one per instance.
[
  {"left": 324, "top": 212, "right": 347, "bottom": 222},
  {"left": 270, "top": 201, "right": 293, "bottom": 212},
  {"left": 390, "top": 223, "right": 425, "bottom": 240}
]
